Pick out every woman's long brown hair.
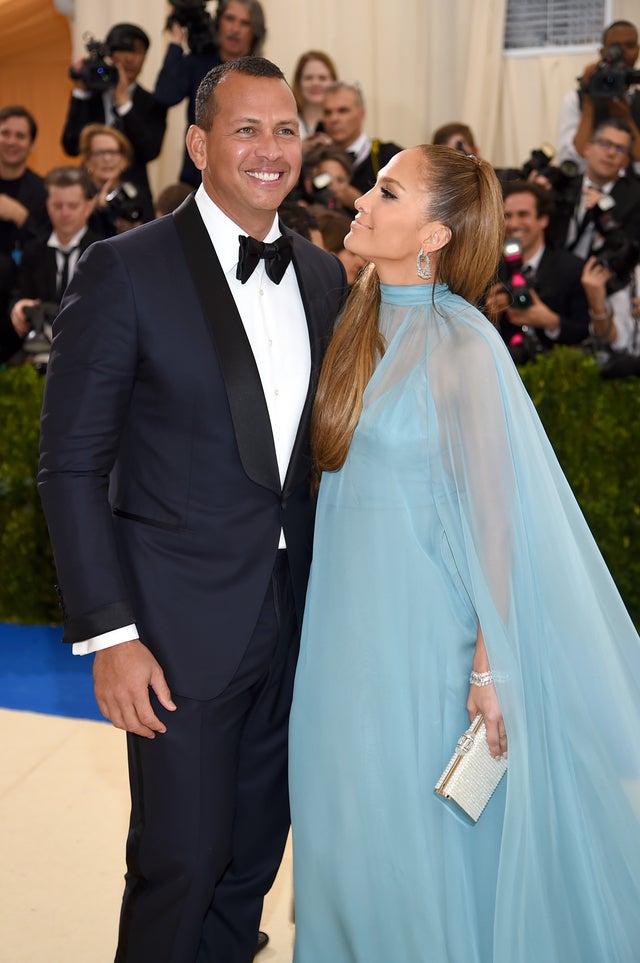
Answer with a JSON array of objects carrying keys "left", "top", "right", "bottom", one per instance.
[{"left": 311, "top": 145, "right": 504, "bottom": 485}]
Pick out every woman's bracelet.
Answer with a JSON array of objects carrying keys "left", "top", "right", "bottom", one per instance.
[{"left": 469, "top": 670, "right": 494, "bottom": 687}]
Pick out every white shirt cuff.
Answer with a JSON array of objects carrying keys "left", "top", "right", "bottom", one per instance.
[{"left": 72, "top": 623, "right": 138, "bottom": 655}]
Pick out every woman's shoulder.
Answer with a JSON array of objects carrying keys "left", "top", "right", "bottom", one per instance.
[{"left": 434, "top": 291, "right": 508, "bottom": 366}]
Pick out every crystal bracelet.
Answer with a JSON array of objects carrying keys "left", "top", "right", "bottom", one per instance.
[{"left": 469, "top": 670, "right": 494, "bottom": 687}]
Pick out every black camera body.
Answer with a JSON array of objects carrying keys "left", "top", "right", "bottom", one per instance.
[
  {"left": 105, "top": 182, "right": 145, "bottom": 226},
  {"left": 584, "top": 43, "right": 640, "bottom": 99},
  {"left": 69, "top": 35, "right": 119, "bottom": 93},
  {"left": 590, "top": 197, "right": 640, "bottom": 294},
  {"left": 22, "top": 301, "right": 59, "bottom": 367},
  {"left": 310, "top": 172, "right": 336, "bottom": 208},
  {"left": 498, "top": 145, "right": 580, "bottom": 207},
  {"left": 166, "top": 1, "right": 215, "bottom": 55}
]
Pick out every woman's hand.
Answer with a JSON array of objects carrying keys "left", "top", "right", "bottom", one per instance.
[
  {"left": 468, "top": 625, "right": 507, "bottom": 759},
  {"left": 467, "top": 684, "right": 507, "bottom": 759}
]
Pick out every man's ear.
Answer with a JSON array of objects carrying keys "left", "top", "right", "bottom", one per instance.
[{"left": 186, "top": 125, "right": 207, "bottom": 171}]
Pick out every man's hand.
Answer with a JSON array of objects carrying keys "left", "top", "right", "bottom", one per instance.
[
  {"left": 93, "top": 638, "right": 176, "bottom": 738},
  {"left": 508, "top": 289, "right": 560, "bottom": 331},
  {"left": 0, "top": 193, "right": 28, "bottom": 228},
  {"left": 581, "top": 255, "right": 611, "bottom": 301},
  {"left": 167, "top": 19, "right": 187, "bottom": 47},
  {"left": 10, "top": 298, "right": 39, "bottom": 337}
]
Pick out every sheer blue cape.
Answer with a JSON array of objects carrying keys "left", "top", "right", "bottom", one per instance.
[{"left": 291, "top": 282, "right": 640, "bottom": 961}]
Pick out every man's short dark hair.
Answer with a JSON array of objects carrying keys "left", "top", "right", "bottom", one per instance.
[
  {"left": 214, "top": 0, "right": 266, "bottom": 55},
  {"left": 0, "top": 105, "right": 37, "bottom": 142},
  {"left": 602, "top": 20, "right": 637, "bottom": 45},
  {"left": 106, "top": 23, "right": 150, "bottom": 52},
  {"left": 45, "top": 166, "right": 93, "bottom": 199},
  {"left": 591, "top": 117, "right": 634, "bottom": 146},
  {"left": 195, "top": 57, "right": 287, "bottom": 131},
  {"left": 503, "top": 180, "right": 555, "bottom": 220}
]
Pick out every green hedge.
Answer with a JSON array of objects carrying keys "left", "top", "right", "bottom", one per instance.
[
  {"left": 0, "top": 365, "right": 59, "bottom": 623},
  {"left": 1, "top": 348, "right": 639, "bottom": 626}
]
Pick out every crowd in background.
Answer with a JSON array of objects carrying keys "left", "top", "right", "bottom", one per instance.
[{"left": 0, "top": 5, "right": 639, "bottom": 371}]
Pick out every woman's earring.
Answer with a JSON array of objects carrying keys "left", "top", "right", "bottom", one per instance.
[{"left": 416, "top": 247, "right": 431, "bottom": 280}]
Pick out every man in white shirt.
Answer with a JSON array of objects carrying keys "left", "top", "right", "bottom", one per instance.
[
  {"left": 553, "top": 119, "right": 640, "bottom": 259},
  {"left": 557, "top": 19, "right": 640, "bottom": 174},
  {"left": 39, "top": 57, "right": 347, "bottom": 963},
  {"left": 0, "top": 166, "right": 98, "bottom": 364}
]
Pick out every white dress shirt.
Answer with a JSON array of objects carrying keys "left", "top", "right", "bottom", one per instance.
[
  {"left": 73, "top": 188, "right": 310, "bottom": 655},
  {"left": 48, "top": 226, "right": 88, "bottom": 291}
]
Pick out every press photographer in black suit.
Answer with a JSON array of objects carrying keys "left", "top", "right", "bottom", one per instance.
[
  {"left": 0, "top": 167, "right": 99, "bottom": 364},
  {"left": 485, "top": 181, "right": 589, "bottom": 355},
  {"left": 61, "top": 23, "right": 166, "bottom": 221},
  {"left": 551, "top": 119, "right": 640, "bottom": 260}
]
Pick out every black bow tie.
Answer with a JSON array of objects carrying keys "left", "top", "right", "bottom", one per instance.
[{"left": 236, "top": 234, "right": 293, "bottom": 285}]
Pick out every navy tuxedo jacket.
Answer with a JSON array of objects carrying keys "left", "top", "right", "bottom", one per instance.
[{"left": 39, "top": 196, "right": 347, "bottom": 699}]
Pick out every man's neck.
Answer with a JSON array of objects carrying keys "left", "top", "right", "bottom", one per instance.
[
  {"left": 585, "top": 170, "right": 617, "bottom": 190},
  {"left": 0, "top": 161, "right": 27, "bottom": 181},
  {"left": 522, "top": 238, "right": 544, "bottom": 263}
]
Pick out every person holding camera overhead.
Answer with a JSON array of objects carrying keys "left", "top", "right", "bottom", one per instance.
[
  {"left": 557, "top": 19, "right": 640, "bottom": 174},
  {"left": 155, "top": 1, "right": 266, "bottom": 186},
  {"left": 61, "top": 23, "right": 167, "bottom": 222}
]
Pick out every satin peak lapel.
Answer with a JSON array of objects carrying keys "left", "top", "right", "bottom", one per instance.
[{"left": 173, "top": 196, "right": 280, "bottom": 495}]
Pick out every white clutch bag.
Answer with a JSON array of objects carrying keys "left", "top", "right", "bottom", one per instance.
[{"left": 434, "top": 714, "right": 507, "bottom": 822}]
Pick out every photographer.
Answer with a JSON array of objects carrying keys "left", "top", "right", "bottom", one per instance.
[
  {"left": 61, "top": 23, "right": 167, "bottom": 222},
  {"left": 154, "top": 1, "right": 266, "bottom": 186},
  {"left": 552, "top": 119, "right": 640, "bottom": 259},
  {"left": 78, "top": 125, "right": 145, "bottom": 238},
  {"left": 485, "top": 181, "right": 589, "bottom": 357},
  {"left": 298, "top": 144, "right": 354, "bottom": 216},
  {"left": 557, "top": 20, "right": 640, "bottom": 173},
  {"left": 0, "top": 167, "right": 99, "bottom": 365},
  {"left": 581, "top": 255, "right": 640, "bottom": 359}
]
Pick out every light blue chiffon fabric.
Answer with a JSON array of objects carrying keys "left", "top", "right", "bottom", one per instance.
[{"left": 289, "top": 282, "right": 640, "bottom": 963}]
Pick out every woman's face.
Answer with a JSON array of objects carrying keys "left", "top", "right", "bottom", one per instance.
[
  {"left": 299, "top": 59, "right": 334, "bottom": 108},
  {"left": 345, "top": 148, "right": 449, "bottom": 284},
  {"left": 316, "top": 159, "right": 350, "bottom": 196},
  {"left": 86, "top": 133, "right": 128, "bottom": 185}
]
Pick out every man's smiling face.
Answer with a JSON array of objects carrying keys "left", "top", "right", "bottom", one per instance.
[{"left": 188, "top": 72, "right": 301, "bottom": 238}]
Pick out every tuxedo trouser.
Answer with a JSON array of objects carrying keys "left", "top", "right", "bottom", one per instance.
[{"left": 115, "top": 551, "right": 297, "bottom": 963}]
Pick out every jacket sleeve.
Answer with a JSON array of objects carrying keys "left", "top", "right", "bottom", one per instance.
[{"left": 38, "top": 239, "right": 139, "bottom": 641}]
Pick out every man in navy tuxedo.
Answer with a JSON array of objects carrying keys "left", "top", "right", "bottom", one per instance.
[{"left": 39, "top": 57, "right": 347, "bottom": 963}]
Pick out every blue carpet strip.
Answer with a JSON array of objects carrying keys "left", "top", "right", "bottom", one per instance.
[{"left": 0, "top": 622, "right": 103, "bottom": 721}]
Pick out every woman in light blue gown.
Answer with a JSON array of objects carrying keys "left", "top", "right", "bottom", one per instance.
[{"left": 289, "top": 145, "right": 640, "bottom": 962}]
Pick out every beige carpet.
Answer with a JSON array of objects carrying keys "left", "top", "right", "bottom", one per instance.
[{"left": 0, "top": 708, "right": 294, "bottom": 962}]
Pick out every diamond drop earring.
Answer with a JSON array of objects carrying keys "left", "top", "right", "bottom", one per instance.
[{"left": 416, "top": 247, "right": 431, "bottom": 280}]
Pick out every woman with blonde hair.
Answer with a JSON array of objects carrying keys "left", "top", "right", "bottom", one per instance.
[
  {"left": 291, "top": 49, "right": 338, "bottom": 154},
  {"left": 289, "top": 145, "right": 640, "bottom": 961},
  {"left": 79, "top": 124, "right": 142, "bottom": 236}
]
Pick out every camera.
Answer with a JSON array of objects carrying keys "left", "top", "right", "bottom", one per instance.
[
  {"left": 166, "top": 1, "right": 215, "bottom": 55},
  {"left": 498, "top": 145, "right": 580, "bottom": 207},
  {"left": 583, "top": 43, "right": 640, "bottom": 99},
  {"left": 69, "top": 34, "right": 119, "bottom": 93},
  {"left": 105, "top": 182, "right": 145, "bottom": 226},
  {"left": 22, "top": 302, "right": 59, "bottom": 368},
  {"left": 310, "top": 172, "right": 336, "bottom": 208},
  {"left": 590, "top": 197, "right": 640, "bottom": 294},
  {"left": 502, "top": 238, "right": 533, "bottom": 309}
]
